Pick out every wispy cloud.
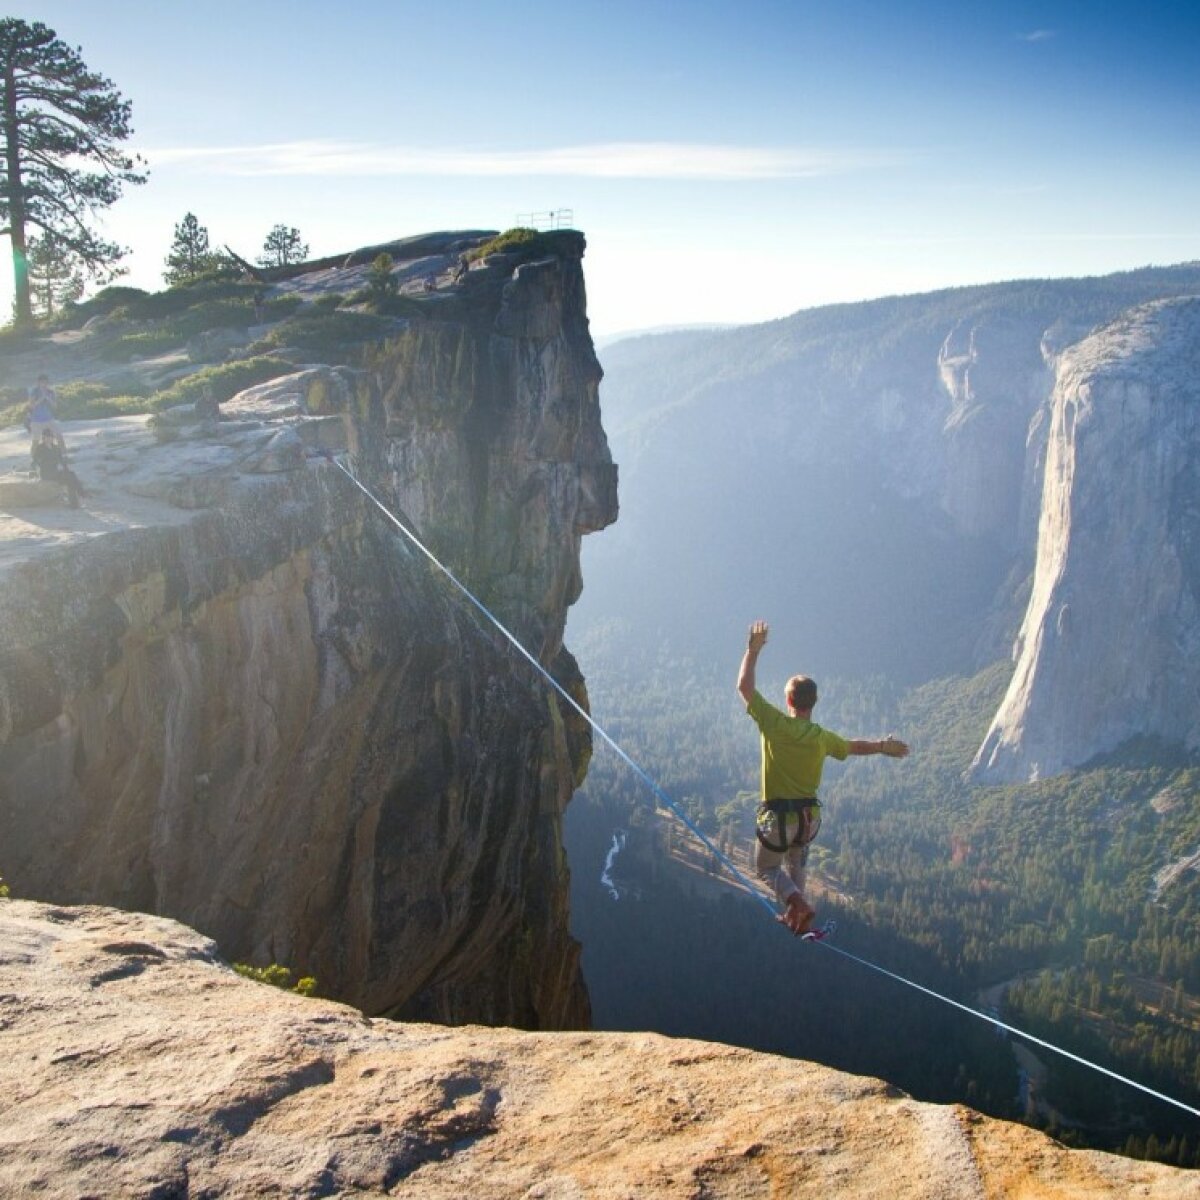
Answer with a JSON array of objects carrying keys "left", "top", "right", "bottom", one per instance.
[
  {"left": 142, "top": 140, "right": 903, "bottom": 181},
  {"left": 1018, "top": 29, "right": 1057, "bottom": 42}
]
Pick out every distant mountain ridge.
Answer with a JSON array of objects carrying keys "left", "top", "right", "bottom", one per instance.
[
  {"left": 573, "top": 262, "right": 1200, "bottom": 774},
  {"left": 592, "top": 322, "right": 737, "bottom": 350}
]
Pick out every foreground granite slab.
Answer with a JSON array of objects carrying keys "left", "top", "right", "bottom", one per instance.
[{"left": 0, "top": 900, "right": 1191, "bottom": 1198}]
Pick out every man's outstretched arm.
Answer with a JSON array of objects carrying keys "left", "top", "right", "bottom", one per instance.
[
  {"left": 737, "top": 620, "right": 769, "bottom": 705},
  {"left": 847, "top": 735, "right": 910, "bottom": 758}
]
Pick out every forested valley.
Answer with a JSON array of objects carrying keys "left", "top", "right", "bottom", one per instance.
[{"left": 564, "top": 628, "right": 1200, "bottom": 1166}]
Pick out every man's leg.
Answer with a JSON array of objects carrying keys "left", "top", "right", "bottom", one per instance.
[
  {"left": 756, "top": 813, "right": 814, "bottom": 933},
  {"left": 783, "top": 842, "right": 814, "bottom": 933}
]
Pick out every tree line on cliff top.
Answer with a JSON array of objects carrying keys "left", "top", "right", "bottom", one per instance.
[{"left": 0, "top": 17, "right": 311, "bottom": 325}]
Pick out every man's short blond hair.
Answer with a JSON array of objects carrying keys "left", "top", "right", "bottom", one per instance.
[{"left": 786, "top": 675, "right": 817, "bottom": 711}]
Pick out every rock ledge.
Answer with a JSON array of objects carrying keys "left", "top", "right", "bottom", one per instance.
[{"left": 1, "top": 900, "right": 1191, "bottom": 1199}]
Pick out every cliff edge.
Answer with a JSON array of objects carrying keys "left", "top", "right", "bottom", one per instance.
[
  {"left": 0, "top": 231, "right": 616, "bottom": 1027},
  {"left": 1, "top": 900, "right": 1192, "bottom": 1199}
]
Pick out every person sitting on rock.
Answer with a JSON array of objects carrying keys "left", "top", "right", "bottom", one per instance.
[
  {"left": 32, "top": 427, "right": 85, "bottom": 509},
  {"left": 736, "top": 620, "right": 909, "bottom": 935}
]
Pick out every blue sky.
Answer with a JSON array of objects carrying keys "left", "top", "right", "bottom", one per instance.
[{"left": 7, "top": 0, "right": 1200, "bottom": 333}]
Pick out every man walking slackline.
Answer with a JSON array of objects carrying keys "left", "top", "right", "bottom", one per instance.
[{"left": 737, "top": 620, "right": 909, "bottom": 935}]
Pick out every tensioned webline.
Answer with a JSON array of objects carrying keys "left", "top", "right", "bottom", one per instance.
[{"left": 326, "top": 450, "right": 1200, "bottom": 1123}]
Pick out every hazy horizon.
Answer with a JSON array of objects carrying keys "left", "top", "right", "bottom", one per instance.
[{"left": 4, "top": 1, "right": 1199, "bottom": 335}]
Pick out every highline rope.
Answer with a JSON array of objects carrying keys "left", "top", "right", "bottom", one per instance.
[{"left": 326, "top": 454, "right": 1200, "bottom": 1121}]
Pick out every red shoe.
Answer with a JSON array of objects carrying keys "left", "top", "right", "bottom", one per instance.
[{"left": 779, "top": 895, "right": 815, "bottom": 936}]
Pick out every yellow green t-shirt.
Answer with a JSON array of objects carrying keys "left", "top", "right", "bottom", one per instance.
[{"left": 746, "top": 690, "right": 850, "bottom": 800}]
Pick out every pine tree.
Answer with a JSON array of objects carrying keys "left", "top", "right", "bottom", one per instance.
[
  {"left": 366, "top": 252, "right": 398, "bottom": 303},
  {"left": 258, "top": 224, "right": 309, "bottom": 268},
  {"left": 164, "top": 212, "right": 222, "bottom": 285},
  {"left": 0, "top": 19, "right": 146, "bottom": 326},
  {"left": 26, "top": 233, "right": 83, "bottom": 316}
]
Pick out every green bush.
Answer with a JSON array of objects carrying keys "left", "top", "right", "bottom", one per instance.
[
  {"left": 33, "top": 279, "right": 304, "bottom": 337},
  {"left": 61, "top": 285, "right": 151, "bottom": 327},
  {"left": 94, "top": 328, "right": 188, "bottom": 363},
  {"left": 2, "top": 359, "right": 292, "bottom": 426},
  {"left": 256, "top": 310, "right": 394, "bottom": 362},
  {"left": 71, "top": 393, "right": 158, "bottom": 418},
  {"left": 264, "top": 295, "right": 305, "bottom": 319},
  {"left": 130, "top": 279, "right": 254, "bottom": 320},
  {"left": 233, "top": 962, "right": 316, "bottom": 996},
  {"left": 311, "top": 293, "right": 346, "bottom": 311},
  {"left": 125, "top": 284, "right": 302, "bottom": 330},
  {"left": 148, "top": 355, "right": 293, "bottom": 410},
  {"left": 174, "top": 261, "right": 242, "bottom": 287},
  {"left": 466, "top": 227, "right": 541, "bottom": 262},
  {"left": 160, "top": 298, "right": 256, "bottom": 338},
  {"left": 367, "top": 253, "right": 399, "bottom": 302},
  {"left": 464, "top": 226, "right": 576, "bottom": 265},
  {"left": 344, "top": 287, "right": 429, "bottom": 318},
  {"left": 53, "top": 379, "right": 152, "bottom": 419},
  {"left": 92, "top": 285, "right": 152, "bottom": 307},
  {"left": 0, "top": 386, "right": 28, "bottom": 427}
]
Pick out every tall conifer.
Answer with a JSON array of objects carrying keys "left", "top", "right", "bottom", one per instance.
[
  {"left": 0, "top": 19, "right": 146, "bottom": 325},
  {"left": 164, "top": 212, "right": 219, "bottom": 284},
  {"left": 27, "top": 234, "right": 84, "bottom": 316},
  {"left": 258, "top": 224, "right": 309, "bottom": 268}
]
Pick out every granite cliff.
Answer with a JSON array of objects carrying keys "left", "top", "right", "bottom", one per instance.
[
  {"left": 0, "top": 231, "right": 616, "bottom": 1026},
  {"left": 974, "top": 297, "right": 1200, "bottom": 781},
  {"left": 2, "top": 899, "right": 1194, "bottom": 1199}
]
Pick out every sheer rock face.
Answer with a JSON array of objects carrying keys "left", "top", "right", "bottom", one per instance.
[
  {"left": 974, "top": 298, "right": 1200, "bottom": 782},
  {"left": 0, "top": 233, "right": 615, "bottom": 1028},
  {"left": 364, "top": 250, "right": 615, "bottom": 664},
  {"left": 2, "top": 902, "right": 1193, "bottom": 1200}
]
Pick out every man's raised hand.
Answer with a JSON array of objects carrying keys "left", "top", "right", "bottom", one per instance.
[{"left": 747, "top": 620, "right": 769, "bottom": 653}]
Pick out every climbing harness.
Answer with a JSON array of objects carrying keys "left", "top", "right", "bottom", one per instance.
[
  {"left": 755, "top": 798, "right": 821, "bottom": 853},
  {"left": 325, "top": 454, "right": 1200, "bottom": 1121}
]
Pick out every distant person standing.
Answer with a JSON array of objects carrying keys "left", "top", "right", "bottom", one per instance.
[
  {"left": 736, "top": 620, "right": 909, "bottom": 935},
  {"left": 32, "top": 428, "right": 85, "bottom": 508},
  {"left": 27, "top": 374, "right": 65, "bottom": 453}
]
